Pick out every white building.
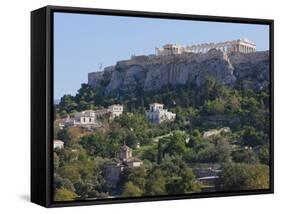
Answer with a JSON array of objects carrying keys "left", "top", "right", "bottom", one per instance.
[
  {"left": 108, "top": 104, "right": 123, "bottom": 119},
  {"left": 54, "top": 140, "right": 64, "bottom": 149},
  {"left": 73, "top": 110, "right": 97, "bottom": 125},
  {"left": 93, "top": 108, "right": 109, "bottom": 119},
  {"left": 156, "top": 38, "right": 256, "bottom": 55},
  {"left": 146, "top": 103, "right": 176, "bottom": 124},
  {"left": 156, "top": 44, "right": 186, "bottom": 56},
  {"left": 60, "top": 104, "right": 123, "bottom": 127}
]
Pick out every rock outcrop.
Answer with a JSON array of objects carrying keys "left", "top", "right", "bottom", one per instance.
[{"left": 88, "top": 49, "right": 269, "bottom": 94}]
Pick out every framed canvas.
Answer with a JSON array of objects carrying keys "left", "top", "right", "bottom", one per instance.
[{"left": 31, "top": 5, "right": 274, "bottom": 208}]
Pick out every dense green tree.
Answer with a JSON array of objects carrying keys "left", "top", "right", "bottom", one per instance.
[
  {"left": 55, "top": 145, "right": 109, "bottom": 199},
  {"left": 76, "top": 84, "right": 96, "bottom": 102},
  {"left": 79, "top": 131, "right": 111, "bottom": 157},
  {"left": 127, "top": 167, "right": 147, "bottom": 189},
  {"left": 145, "top": 168, "right": 166, "bottom": 196},
  {"left": 125, "top": 132, "right": 139, "bottom": 148},
  {"left": 54, "top": 188, "right": 77, "bottom": 201},
  {"left": 157, "top": 140, "right": 164, "bottom": 164},
  {"left": 57, "top": 129, "right": 72, "bottom": 147},
  {"left": 188, "top": 129, "right": 202, "bottom": 148},
  {"left": 242, "top": 126, "right": 265, "bottom": 147},
  {"left": 196, "top": 143, "right": 217, "bottom": 163},
  {"left": 164, "top": 131, "right": 187, "bottom": 156},
  {"left": 160, "top": 155, "right": 187, "bottom": 177},
  {"left": 57, "top": 127, "right": 83, "bottom": 147},
  {"left": 120, "top": 167, "right": 147, "bottom": 197},
  {"left": 54, "top": 121, "right": 60, "bottom": 139},
  {"left": 114, "top": 113, "right": 149, "bottom": 133},
  {"left": 202, "top": 98, "right": 225, "bottom": 115},
  {"left": 122, "top": 182, "right": 143, "bottom": 197},
  {"left": 186, "top": 107, "right": 199, "bottom": 132},
  {"left": 214, "top": 138, "right": 232, "bottom": 163},
  {"left": 258, "top": 146, "right": 270, "bottom": 165},
  {"left": 53, "top": 152, "right": 60, "bottom": 171},
  {"left": 166, "top": 168, "right": 201, "bottom": 194},
  {"left": 59, "top": 94, "right": 77, "bottom": 114},
  {"left": 232, "top": 149, "right": 259, "bottom": 164},
  {"left": 216, "top": 163, "right": 269, "bottom": 191},
  {"left": 196, "top": 138, "right": 231, "bottom": 163},
  {"left": 54, "top": 176, "right": 75, "bottom": 192},
  {"left": 142, "top": 146, "right": 158, "bottom": 162}
]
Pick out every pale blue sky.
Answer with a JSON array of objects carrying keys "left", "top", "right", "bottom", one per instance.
[{"left": 54, "top": 12, "right": 269, "bottom": 99}]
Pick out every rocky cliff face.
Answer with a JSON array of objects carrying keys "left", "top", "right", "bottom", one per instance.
[{"left": 88, "top": 49, "right": 269, "bottom": 94}]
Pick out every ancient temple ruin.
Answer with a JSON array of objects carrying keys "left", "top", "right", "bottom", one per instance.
[{"left": 156, "top": 38, "right": 256, "bottom": 55}]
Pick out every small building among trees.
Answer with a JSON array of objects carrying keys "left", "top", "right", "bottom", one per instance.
[
  {"left": 105, "top": 144, "right": 143, "bottom": 189},
  {"left": 146, "top": 103, "right": 176, "bottom": 124},
  {"left": 60, "top": 104, "right": 124, "bottom": 128},
  {"left": 53, "top": 140, "right": 64, "bottom": 149}
]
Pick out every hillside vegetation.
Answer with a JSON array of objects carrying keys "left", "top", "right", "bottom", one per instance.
[{"left": 53, "top": 50, "right": 270, "bottom": 201}]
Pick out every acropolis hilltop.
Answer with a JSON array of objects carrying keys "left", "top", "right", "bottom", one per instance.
[
  {"left": 87, "top": 37, "right": 268, "bottom": 95},
  {"left": 156, "top": 38, "right": 256, "bottom": 55}
]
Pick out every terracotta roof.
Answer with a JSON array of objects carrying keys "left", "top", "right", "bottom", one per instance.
[
  {"left": 106, "top": 159, "right": 123, "bottom": 166},
  {"left": 125, "top": 157, "right": 143, "bottom": 163}
]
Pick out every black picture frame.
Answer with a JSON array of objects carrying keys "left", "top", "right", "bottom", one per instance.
[{"left": 31, "top": 5, "right": 274, "bottom": 208}]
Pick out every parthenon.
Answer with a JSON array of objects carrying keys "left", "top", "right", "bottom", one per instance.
[{"left": 156, "top": 38, "right": 256, "bottom": 55}]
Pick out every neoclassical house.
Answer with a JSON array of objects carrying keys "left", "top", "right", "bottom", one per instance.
[
  {"left": 156, "top": 38, "right": 256, "bottom": 55},
  {"left": 73, "top": 110, "right": 97, "bottom": 125},
  {"left": 146, "top": 103, "right": 176, "bottom": 124},
  {"left": 108, "top": 104, "right": 123, "bottom": 119},
  {"left": 105, "top": 145, "right": 143, "bottom": 188},
  {"left": 60, "top": 104, "right": 123, "bottom": 128}
]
